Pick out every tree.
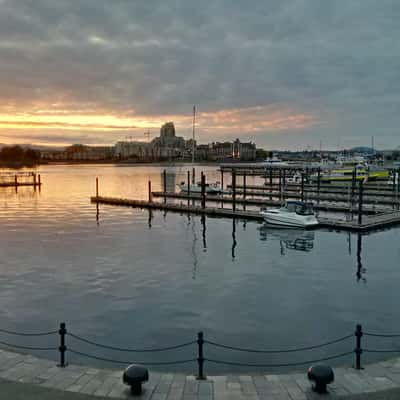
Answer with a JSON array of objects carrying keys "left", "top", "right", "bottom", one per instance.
[{"left": 0, "top": 145, "right": 25, "bottom": 162}]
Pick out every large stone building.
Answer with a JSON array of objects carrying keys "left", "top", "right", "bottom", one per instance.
[
  {"left": 150, "top": 122, "right": 187, "bottom": 159},
  {"left": 114, "top": 122, "right": 188, "bottom": 160}
]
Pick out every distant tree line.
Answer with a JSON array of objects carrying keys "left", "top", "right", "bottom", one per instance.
[{"left": 0, "top": 145, "right": 41, "bottom": 166}]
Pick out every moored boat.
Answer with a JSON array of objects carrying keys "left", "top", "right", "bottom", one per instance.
[
  {"left": 177, "top": 181, "right": 222, "bottom": 194},
  {"left": 260, "top": 201, "right": 319, "bottom": 228},
  {"left": 310, "top": 164, "right": 389, "bottom": 183}
]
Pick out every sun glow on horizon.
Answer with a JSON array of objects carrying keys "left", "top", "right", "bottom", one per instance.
[{"left": 0, "top": 104, "right": 320, "bottom": 146}]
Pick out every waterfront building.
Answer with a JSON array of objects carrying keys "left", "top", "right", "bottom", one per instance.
[
  {"left": 150, "top": 122, "right": 187, "bottom": 159},
  {"left": 41, "top": 145, "right": 114, "bottom": 161},
  {"left": 114, "top": 141, "right": 150, "bottom": 159},
  {"left": 196, "top": 139, "right": 256, "bottom": 161}
]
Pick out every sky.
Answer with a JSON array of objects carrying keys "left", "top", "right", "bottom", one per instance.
[{"left": 0, "top": 0, "right": 399, "bottom": 150}]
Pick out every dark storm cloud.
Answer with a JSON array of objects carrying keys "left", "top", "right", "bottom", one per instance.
[{"left": 0, "top": 0, "right": 400, "bottom": 148}]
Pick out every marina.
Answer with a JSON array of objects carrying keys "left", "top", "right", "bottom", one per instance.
[{"left": 90, "top": 163, "right": 400, "bottom": 232}]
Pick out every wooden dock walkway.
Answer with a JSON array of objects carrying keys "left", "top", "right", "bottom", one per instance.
[{"left": 91, "top": 196, "right": 400, "bottom": 232}]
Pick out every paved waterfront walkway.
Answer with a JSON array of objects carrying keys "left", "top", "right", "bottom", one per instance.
[{"left": 2, "top": 349, "right": 400, "bottom": 399}]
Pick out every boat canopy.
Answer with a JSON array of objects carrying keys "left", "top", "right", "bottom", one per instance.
[{"left": 285, "top": 201, "right": 314, "bottom": 215}]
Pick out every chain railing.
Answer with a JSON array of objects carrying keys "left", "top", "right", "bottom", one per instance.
[{"left": 0, "top": 322, "right": 399, "bottom": 378}]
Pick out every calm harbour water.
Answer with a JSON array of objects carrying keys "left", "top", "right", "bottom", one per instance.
[{"left": 1, "top": 163, "right": 400, "bottom": 373}]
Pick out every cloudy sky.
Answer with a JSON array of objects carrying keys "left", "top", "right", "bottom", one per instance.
[{"left": 0, "top": 0, "right": 399, "bottom": 150}]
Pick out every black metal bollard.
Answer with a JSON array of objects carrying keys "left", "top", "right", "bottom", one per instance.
[
  {"left": 197, "top": 331, "right": 205, "bottom": 380},
  {"left": 355, "top": 324, "right": 363, "bottom": 370},
  {"left": 58, "top": 322, "right": 67, "bottom": 367}
]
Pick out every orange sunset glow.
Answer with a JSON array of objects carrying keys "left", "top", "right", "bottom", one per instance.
[{"left": 0, "top": 104, "right": 319, "bottom": 146}]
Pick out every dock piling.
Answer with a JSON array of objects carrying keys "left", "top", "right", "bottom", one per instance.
[
  {"left": 269, "top": 168, "right": 273, "bottom": 200},
  {"left": 96, "top": 177, "right": 99, "bottom": 198},
  {"left": 148, "top": 181, "right": 152, "bottom": 203},
  {"left": 192, "top": 168, "right": 195, "bottom": 185},
  {"left": 201, "top": 172, "right": 206, "bottom": 209},
  {"left": 163, "top": 170, "right": 167, "bottom": 203},
  {"left": 232, "top": 170, "right": 237, "bottom": 212},
  {"left": 358, "top": 181, "right": 364, "bottom": 225},
  {"left": 187, "top": 171, "right": 191, "bottom": 195}
]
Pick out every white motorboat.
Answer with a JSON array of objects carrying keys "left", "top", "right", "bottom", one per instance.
[
  {"left": 261, "top": 157, "right": 289, "bottom": 167},
  {"left": 177, "top": 181, "right": 222, "bottom": 194},
  {"left": 260, "top": 201, "right": 319, "bottom": 228}
]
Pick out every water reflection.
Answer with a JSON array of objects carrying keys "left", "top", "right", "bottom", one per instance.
[
  {"left": 96, "top": 203, "right": 100, "bottom": 226},
  {"left": 162, "top": 169, "right": 178, "bottom": 192},
  {"left": 356, "top": 233, "right": 366, "bottom": 283},
  {"left": 232, "top": 219, "right": 237, "bottom": 260},
  {"left": 258, "top": 224, "right": 315, "bottom": 254},
  {"left": 201, "top": 214, "right": 207, "bottom": 251}
]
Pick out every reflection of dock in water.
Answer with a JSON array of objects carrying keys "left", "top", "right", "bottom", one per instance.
[{"left": 258, "top": 225, "right": 315, "bottom": 253}]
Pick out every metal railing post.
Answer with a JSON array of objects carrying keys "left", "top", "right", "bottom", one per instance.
[
  {"left": 355, "top": 324, "right": 363, "bottom": 370},
  {"left": 197, "top": 331, "right": 205, "bottom": 380},
  {"left": 58, "top": 322, "right": 67, "bottom": 367}
]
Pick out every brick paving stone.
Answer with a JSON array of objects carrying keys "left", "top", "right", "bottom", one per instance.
[
  {"left": 198, "top": 381, "right": 213, "bottom": 395},
  {"left": 166, "top": 388, "right": 184, "bottom": 400},
  {"left": 107, "top": 382, "right": 129, "bottom": 399},
  {"left": 79, "top": 377, "right": 105, "bottom": 395},
  {"left": 93, "top": 376, "right": 120, "bottom": 397},
  {"left": 184, "top": 379, "right": 199, "bottom": 394},
  {"left": 66, "top": 373, "right": 96, "bottom": 393},
  {"left": 151, "top": 393, "right": 168, "bottom": 400}
]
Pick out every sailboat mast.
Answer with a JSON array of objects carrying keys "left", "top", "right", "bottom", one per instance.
[{"left": 192, "top": 105, "right": 196, "bottom": 164}]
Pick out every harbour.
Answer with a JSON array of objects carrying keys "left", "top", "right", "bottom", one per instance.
[{"left": 1, "top": 163, "right": 400, "bottom": 375}]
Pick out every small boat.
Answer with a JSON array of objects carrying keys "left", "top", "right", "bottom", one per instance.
[
  {"left": 261, "top": 157, "right": 290, "bottom": 167},
  {"left": 177, "top": 181, "right": 222, "bottom": 194},
  {"left": 310, "top": 164, "right": 389, "bottom": 183},
  {"left": 388, "top": 171, "right": 399, "bottom": 186},
  {"left": 260, "top": 201, "right": 319, "bottom": 228}
]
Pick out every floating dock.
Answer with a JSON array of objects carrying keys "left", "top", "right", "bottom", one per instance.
[
  {"left": 0, "top": 172, "right": 41, "bottom": 188},
  {"left": 91, "top": 196, "right": 400, "bottom": 232}
]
